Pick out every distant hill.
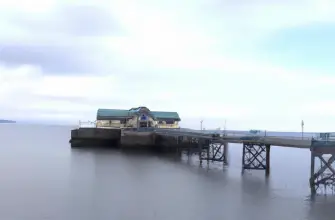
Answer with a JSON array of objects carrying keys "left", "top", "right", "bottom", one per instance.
[{"left": 0, "top": 119, "right": 16, "bottom": 123}]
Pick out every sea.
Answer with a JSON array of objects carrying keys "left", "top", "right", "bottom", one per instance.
[{"left": 0, "top": 123, "right": 334, "bottom": 220}]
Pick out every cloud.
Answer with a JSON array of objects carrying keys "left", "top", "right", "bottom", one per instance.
[
  {"left": 5, "top": 3, "right": 122, "bottom": 37},
  {"left": 1, "top": 0, "right": 335, "bottom": 131},
  {"left": 0, "top": 43, "right": 97, "bottom": 74},
  {"left": 0, "top": 1, "right": 123, "bottom": 74}
]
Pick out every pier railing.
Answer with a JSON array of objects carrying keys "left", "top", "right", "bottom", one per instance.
[
  {"left": 78, "top": 120, "right": 97, "bottom": 128},
  {"left": 156, "top": 128, "right": 315, "bottom": 140},
  {"left": 264, "top": 135, "right": 313, "bottom": 140},
  {"left": 76, "top": 122, "right": 316, "bottom": 141}
]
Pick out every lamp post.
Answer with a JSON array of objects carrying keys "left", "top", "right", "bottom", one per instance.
[
  {"left": 200, "top": 120, "right": 203, "bottom": 130},
  {"left": 301, "top": 120, "right": 305, "bottom": 140},
  {"left": 224, "top": 119, "right": 227, "bottom": 136}
]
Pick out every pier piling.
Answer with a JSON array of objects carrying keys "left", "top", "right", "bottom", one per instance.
[
  {"left": 223, "top": 142, "right": 229, "bottom": 165},
  {"left": 198, "top": 139, "right": 203, "bottom": 164},
  {"left": 241, "top": 142, "right": 270, "bottom": 175},
  {"left": 309, "top": 138, "right": 335, "bottom": 195},
  {"left": 199, "top": 137, "right": 228, "bottom": 166},
  {"left": 309, "top": 152, "right": 335, "bottom": 195},
  {"left": 265, "top": 144, "right": 271, "bottom": 176}
]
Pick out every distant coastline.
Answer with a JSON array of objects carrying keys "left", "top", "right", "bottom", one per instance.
[{"left": 0, "top": 119, "right": 16, "bottom": 123}]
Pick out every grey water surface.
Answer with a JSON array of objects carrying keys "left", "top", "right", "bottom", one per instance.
[{"left": 0, "top": 124, "right": 334, "bottom": 220}]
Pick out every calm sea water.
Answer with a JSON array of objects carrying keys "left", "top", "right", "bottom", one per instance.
[{"left": 0, "top": 124, "right": 334, "bottom": 220}]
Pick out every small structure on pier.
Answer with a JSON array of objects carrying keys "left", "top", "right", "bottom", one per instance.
[{"left": 96, "top": 106, "right": 181, "bottom": 129}]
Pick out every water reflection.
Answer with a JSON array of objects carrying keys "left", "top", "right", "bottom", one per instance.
[{"left": 307, "top": 196, "right": 335, "bottom": 220}]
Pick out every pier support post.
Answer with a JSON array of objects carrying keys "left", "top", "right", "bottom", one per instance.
[
  {"left": 309, "top": 139, "right": 335, "bottom": 195},
  {"left": 242, "top": 142, "right": 270, "bottom": 174},
  {"left": 187, "top": 137, "right": 199, "bottom": 156},
  {"left": 199, "top": 139, "right": 228, "bottom": 166},
  {"left": 198, "top": 138, "right": 204, "bottom": 165},
  {"left": 309, "top": 152, "right": 335, "bottom": 195},
  {"left": 223, "top": 142, "right": 229, "bottom": 165},
  {"left": 176, "top": 136, "right": 183, "bottom": 155},
  {"left": 310, "top": 151, "right": 316, "bottom": 195},
  {"left": 266, "top": 144, "right": 271, "bottom": 176}
]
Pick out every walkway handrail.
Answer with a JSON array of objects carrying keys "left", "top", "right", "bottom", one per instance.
[{"left": 78, "top": 120, "right": 97, "bottom": 128}]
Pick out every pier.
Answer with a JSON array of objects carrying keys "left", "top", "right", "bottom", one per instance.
[{"left": 69, "top": 106, "right": 335, "bottom": 195}]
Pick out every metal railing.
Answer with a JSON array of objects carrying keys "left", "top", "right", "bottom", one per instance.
[
  {"left": 264, "top": 135, "right": 313, "bottom": 140},
  {"left": 78, "top": 120, "right": 96, "bottom": 128},
  {"left": 78, "top": 120, "right": 124, "bottom": 129},
  {"left": 154, "top": 129, "right": 315, "bottom": 141},
  {"left": 156, "top": 124, "right": 180, "bottom": 129},
  {"left": 76, "top": 121, "right": 317, "bottom": 141}
]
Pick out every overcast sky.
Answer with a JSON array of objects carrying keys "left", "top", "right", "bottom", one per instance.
[{"left": 1, "top": 0, "right": 335, "bottom": 131}]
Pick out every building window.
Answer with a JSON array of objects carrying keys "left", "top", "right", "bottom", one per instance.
[{"left": 140, "top": 114, "right": 147, "bottom": 121}]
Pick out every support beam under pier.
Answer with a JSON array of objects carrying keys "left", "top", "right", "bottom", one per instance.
[
  {"left": 310, "top": 150, "right": 335, "bottom": 195},
  {"left": 199, "top": 139, "right": 229, "bottom": 166},
  {"left": 309, "top": 139, "right": 335, "bottom": 195},
  {"left": 241, "top": 142, "right": 271, "bottom": 175}
]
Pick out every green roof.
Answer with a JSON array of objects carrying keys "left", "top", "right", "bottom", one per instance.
[
  {"left": 97, "top": 109, "right": 130, "bottom": 119},
  {"left": 97, "top": 108, "right": 180, "bottom": 121},
  {"left": 151, "top": 111, "right": 180, "bottom": 120}
]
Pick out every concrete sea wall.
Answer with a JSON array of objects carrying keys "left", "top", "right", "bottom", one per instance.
[
  {"left": 69, "top": 127, "right": 198, "bottom": 152},
  {"left": 70, "top": 127, "right": 121, "bottom": 147},
  {"left": 120, "top": 131, "right": 156, "bottom": 148}
]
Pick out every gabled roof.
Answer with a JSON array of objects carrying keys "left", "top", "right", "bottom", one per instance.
[
  {"left": 129, "top": 106, "right": 150, "bottom": 112},
  {"left": 151, "top": 111, "right": 180, "bottom": 121},
  {"left": 97, "top": 109, "right": 130, "bottom": 119},
  {"left": 96, "top": 108, "right": 181, "bottom": 121}
]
